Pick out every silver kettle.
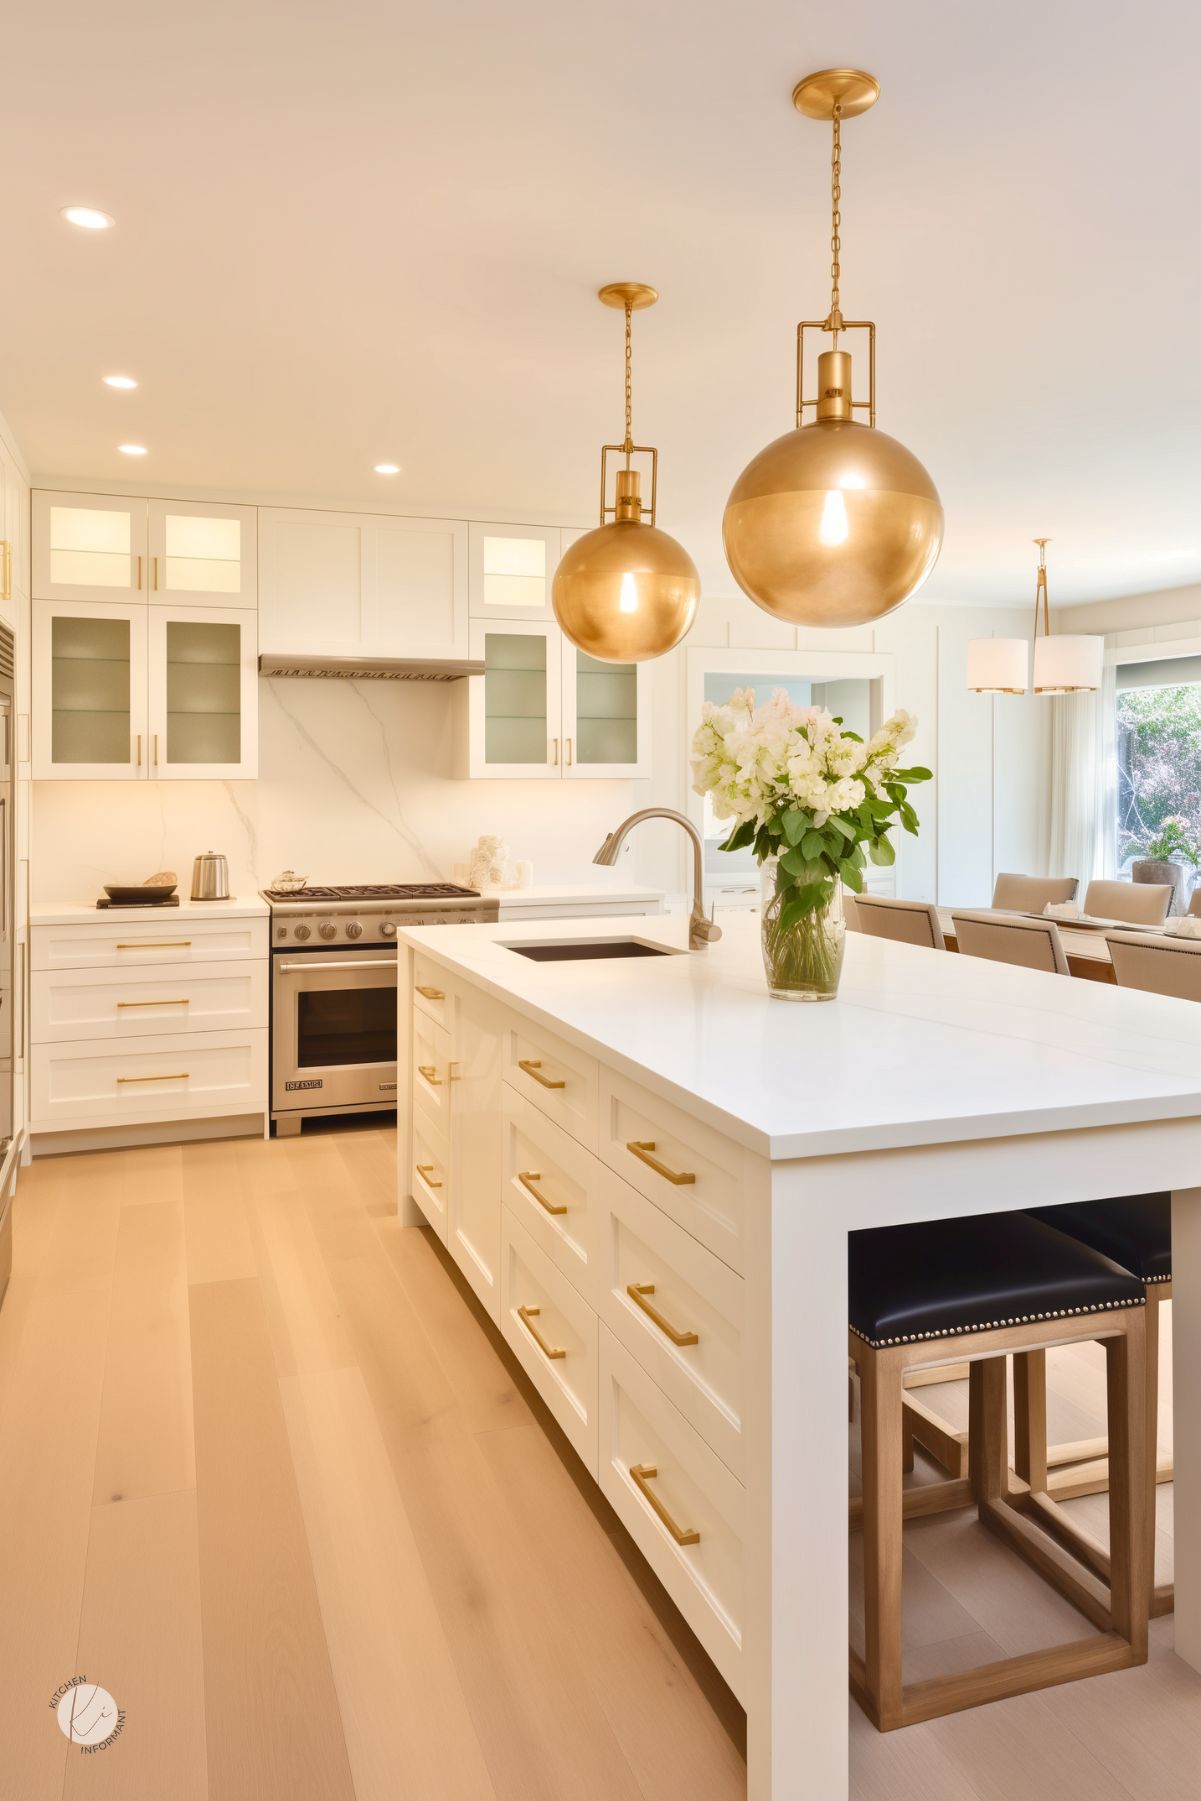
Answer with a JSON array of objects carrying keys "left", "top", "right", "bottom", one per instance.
[{"left": 191, "top": 851, "right": 230, "bottom": 901}]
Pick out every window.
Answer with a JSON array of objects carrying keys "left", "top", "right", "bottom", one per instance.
[{"left": 1115, "top": 654, "right": 1201, "bottom": 890}]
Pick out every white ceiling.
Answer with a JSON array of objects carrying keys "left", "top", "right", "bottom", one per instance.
[{"left": 1, "top": 0, "right": 1198, "bottom": 608}]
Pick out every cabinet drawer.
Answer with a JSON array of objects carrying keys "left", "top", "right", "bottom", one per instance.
[
  {"left": 501, "top": 1082, "right": 600, "bottom": 1301},
  {"left": 32, "top": 957, "right": 268, "bottom": 1044},
  {"left": 412, "top": 955, "right": 451, "bottom": 1031},
  {"left": 413, "top": 1012, "right": 452, "bottom": 1127},
  {"left": 504, "top": 1018, "right": 597, "bottom": 1151},
  {"left": 410, "top": 1112, "right": 449, "bottom": 1243},
  {"left": 599, "top": 1166, "right": 745, "bottom": 1478},
  {"left": 599, "top": 1069, "right": 745, "bottom": 1273},
  {"left": 31, "top": 1028, "right": 267, "bottom": 1132},
  {"left": 598, "top": 1327, "right": 744, "bottom": 1700},
  {"left": 500, "top": 1208, "right": 598, "bottom": 1475},
  {"left": 33, "top": 915, "right": 268, "bottom": 971}
]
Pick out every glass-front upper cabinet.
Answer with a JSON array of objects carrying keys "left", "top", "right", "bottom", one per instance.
[
  {"left": 468, "top": 523, "right": 560, "bottom": 621},
  {"left": 32, "top": 492, "right": 148, "bottom": 603},
  {"left": 462, "top": 620, "right": 562, "bottom": 778},
  {"left": 148, "top": 607, "right": 258, "bottom": 779},
  {"left": 148, "top": 500, "right": 257, "bottom": 608},
  {"left": 32, "top": 601, "right": 149, "bottom": 779},
  {"left": 560, "top": 646, "right": 650, "bottom": 780}
]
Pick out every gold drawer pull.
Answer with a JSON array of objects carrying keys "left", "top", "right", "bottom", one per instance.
[
  {"left": 516, "top": 1304, "right": 566, "bottom": 1361},
  {"left": 518, "top": 1170, "right": 567, "bottom": 1216},
  {"left": 626, "top": 1141, "right": 696, "bottom": 1185},
  {"left": 117, "top": 1071, "right": 188, "bottom": 1084},
  {"left": 415, "top": 984, "right": 445, "bottom": 1000},
  {"left": 417, "top": 1063, "right": 443, "bottom": 1086},
  {"left": 629, "top": 1464, "right": 700, "bottom": 1546},
  {"left": 518, "top": 1058, "right": 565, "bottom": 1090},
  {"left": 116, "top": 997, "right": 189, "bottom": 1009},
  {"left": 416, "top": 1162, "right": 443, "bottom": 1189},
  {"left": 627, "top": 1282, "right": 699, "bottom": 1347},
  {"left": 116, "top": 940, "right": 193, "bottom": 950}
]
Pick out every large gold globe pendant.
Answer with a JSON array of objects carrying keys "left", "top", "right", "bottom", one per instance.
[
  {"left": 552, "top": 519, "right": 700, "bottom": 662},
  {"left": 722, "top": 416, "right": 944, "bottom": 627}
]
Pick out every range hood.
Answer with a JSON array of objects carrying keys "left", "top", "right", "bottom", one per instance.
[{"left": 258, "top": 651, "right": 484, "bottom": 682}]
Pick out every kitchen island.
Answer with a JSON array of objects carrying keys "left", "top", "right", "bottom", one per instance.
[{"left": 396, "top": 911, "right": 1201, "bottom": 1800}]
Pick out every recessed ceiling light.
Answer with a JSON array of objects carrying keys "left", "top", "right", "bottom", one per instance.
[
  {"left": 374, "top": 463, "right": 401, "bottom": 475},
  {"left": 103, "top": 374, "right": 137, "bottom": 390},
  {"left": 118, "top": 443, "right": 148, "bottom": 456},
  {"left": 62, "top": 206, "right": 114, "bottom": 230}
]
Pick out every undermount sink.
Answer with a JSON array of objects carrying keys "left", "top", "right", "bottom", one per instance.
[{"left": 503, "top": 938, "right": 679, "bottom": 963}]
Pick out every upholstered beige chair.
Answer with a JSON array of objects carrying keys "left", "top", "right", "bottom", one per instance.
[
  {"left": 1106, "top": 929, "right": 1201, "bottom": 1000},
  {"left": 950, "top": 910, "right": 1070, "bottom": 976},
  {"left": 1083, "top": 879, "right": 1172, "bottom": 926},
  {"left": 1187, "top": 890, "right": 1201, "bottom": 918},
  {"left": 854, "top": 894, "right": 945, "bottom": 950},
  {"left": 991, "top": 872, "right": 1078, "bottom": 912}
]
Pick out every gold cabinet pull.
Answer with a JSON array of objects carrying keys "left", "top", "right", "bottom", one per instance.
[
  {"left": 116, "top": 940, "right": 192, "bottom": 950},
  {"left": 626, "top": 1282, "right": 699, "bottom": 1347},
  {"left": 152, "top": 554, "right": 159, "bottom": 591},
  {"left": 415, "top": 1162, "right": 443, "bottom": 1189},
  {"left": 116, "top": 997, "right": 189, "bottom": 1009},
  {"left": 153, "top": 732, "right": 159, "bottom": 767},
  {"left": 629, "top": 1464, "right": 700, "bottom": 1545},
  {"left": 517, "top": 1303, "right": 566, "bottom": 1361},
  {"left": 518, "top": 1057, "right": 565, "bottom": 1090},
  {"left": 517, "top": 1170, "right": 567, "bottom": 1216},
  {"left": 415, "top": 984, "right": 445, "bottom": 1000},
  {"left": 550, "top": 737, "right": 559, "bottom": 766},
  {"left": 117, "top": 1071, "right": 188, "bottom": 1084},
  {"left": 565, "top": 736, "right": 573, "bottom": 767},
  {"left": 135, "top": 732, "right": 142, "bottom": 767},
  {"left": 417, "top": 1063, "right": 443, "bottom": 1086},
  {"left": 135, "top": 553, "right": 143, "bottom": 590},
  {"left": 626, "top": 1140, "right": 696, "bottom": 1185}
]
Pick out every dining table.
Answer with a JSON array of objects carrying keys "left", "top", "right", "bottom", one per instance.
[{"left": 939, "top": 908, "right": 1121, "bottom": 982}]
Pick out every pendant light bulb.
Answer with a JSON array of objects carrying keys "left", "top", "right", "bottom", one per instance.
[
  {"left": 722, "top": 71, "right": 943, "bottom": 627},
  {"left": 552, "top": 284, "right": 700, "bottom": 664}
]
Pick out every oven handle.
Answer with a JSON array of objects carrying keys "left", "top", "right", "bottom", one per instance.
[{"left": 276, "top": 958, "right": 399, "bottom": 974}]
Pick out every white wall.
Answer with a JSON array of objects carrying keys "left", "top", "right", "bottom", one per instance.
[{"left": 32, "top": 589, "right": 1050, "bottom": 906}]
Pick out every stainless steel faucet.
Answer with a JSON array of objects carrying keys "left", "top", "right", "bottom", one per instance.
[{"left": 593, "top": 807, "right": 722, "bottom": 951}]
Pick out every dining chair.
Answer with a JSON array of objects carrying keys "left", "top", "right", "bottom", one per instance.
[
  {"left": 991, "top": 872, "right": 1079, "bottom": 912},
  {"left": 1187, "top": 888, "right": 1201, "bottom": 919},
  {"left": 854, "top": 895, "right": 945, "bottom": 950},
  {"left": 1083, "top": 879, "right": 1172, "bottom": 926},
  {"left": 950, "top": 910, "right": 1070, "bottom": 976},
  {"left": 1106, "top": 928, "right": 1201, "bottom": 998},
  {"left": 843, "top": 893, "right": 861, "bottom": 933}
]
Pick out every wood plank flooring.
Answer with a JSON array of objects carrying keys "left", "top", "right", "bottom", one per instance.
[{"left": 0, "top": 1123, "right": 1196, "bottom": 1800}]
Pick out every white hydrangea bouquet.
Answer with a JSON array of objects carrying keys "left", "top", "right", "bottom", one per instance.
[{"left": 691, "top": 689, "right": 931, "bottom": 1000}]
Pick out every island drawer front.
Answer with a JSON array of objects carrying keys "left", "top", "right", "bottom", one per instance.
[
  {"left": 33, "top": 916, "right": 268, "bottom": 971},
  {"left": 412, "top": 956, "right": 452, "bottom": 1032},
  {"left": 32, "top": 958, "right": 268, "bottom": 1044},
  {"left": 504, "top": 1020, "right": 598, "bottom": 1152},
  {"left": 598, "top": 1165, "right": 745, "bottom": 1479},
  {"left": 599, "top": 1070, "right": 745, "bottom": 1274},
  {"left": 411, "top": 1112, "right": 450, "bottom": 1243},
  {"left": 502, "top": 1082, "right": 599, "bottom": 1301},
  {"left": 31, "top": 1028, "right": 268, "bottom": 1132},
  {"left": 413, "top": 1013, "right": 453, "bottom": 1127},
  {"left": 501, "top": 1208, "right": 599, "bottom": 1476},
  {"left": 598, "top": 1326, "right": 744, "bottom": 1700}
]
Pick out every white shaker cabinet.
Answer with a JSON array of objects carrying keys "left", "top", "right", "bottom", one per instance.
[
  {"left": 147, "top": 607, "right": 258, "bottom": 778},
  {"left": 32, "top": 492, "right": 148, "bottom": 604},
  {"left": 468, "top": 522, "right": 561, "bottom": 622},
  {"left": 258, "top": 507, "right": 469, "bottom": 661},
  {"left": 147, "top": 499, "right": 257, "bottom": 608}
]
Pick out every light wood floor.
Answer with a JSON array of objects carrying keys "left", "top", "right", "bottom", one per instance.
[{"left": 0, "top": 1126, "right": 1197, "bottom": 1801}]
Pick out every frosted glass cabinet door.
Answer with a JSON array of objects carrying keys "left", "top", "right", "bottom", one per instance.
[
  {"left": 148, "top": 607, "right": 258, "bottom": 779},
  {"left": 32, "top": 601, "right": 149, "bottom": 779},
  {"left": 466, "top": 621, "right": 562, "bottom": 778},
  {"left": 32, "top": 492, "right": 148, "bottom": 603},
  {"left": 148, "top": 500, "right": 257, "bottom": 608},
  {"left": 561, "top": 644, "right": 650, "bottom": 779},
  {"left": 468, "top": 523, "right": 560, "bottom": 621}
]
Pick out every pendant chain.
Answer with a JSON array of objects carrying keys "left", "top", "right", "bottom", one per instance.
[
  {"left": 828, "top": 99, "right": 844, "bottom": 342},
  {"left": 623, "top": 302, "right": 634, "bottom": 461}
]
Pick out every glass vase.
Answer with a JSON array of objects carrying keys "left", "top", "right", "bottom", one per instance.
[{"left": 759, "top": 856, "right": 846, "bottom": 1001}]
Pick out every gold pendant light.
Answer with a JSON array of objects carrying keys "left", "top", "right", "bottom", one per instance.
[
  {"left": 723, "top": 70, "right": 944, "bottom": 627},
  {"left": 552, "top": 283, "right": 700, "bottom": 662},
  {"left": 966, "top": 540, "right": 1103, "bottom": 694}
]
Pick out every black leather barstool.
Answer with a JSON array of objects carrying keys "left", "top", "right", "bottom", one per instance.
[
  {"left": 849, "top": 1210, "right": 1149, "bottom": 1731},
  {"left": 1020, "top": 1194, "right": 1172, "bottom": 1615}
]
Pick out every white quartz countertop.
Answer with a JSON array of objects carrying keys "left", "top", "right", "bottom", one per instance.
[
  {"left": 32, "top": 894, "right": 269, "bottom": 924},
  {"left": 481, "top": 881, "right": 664, "bottom": 907},
  {"left": 397, "top": 912, "right": 1201, "bottom": 1161}
]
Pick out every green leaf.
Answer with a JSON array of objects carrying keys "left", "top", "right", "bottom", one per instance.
[
  {"left": 779, "top": 846, "right": 809, "bottom": 878},
  {"left": 765, "top": 816, "right": 785, "bottom": 836},
  {"left": 719, "top": 819, "right": 755, "bottom": 853},
  {"left": 891, "top": 765, "right": 933, "bottom": 783},
  {"left": 869, "top": 836, "right": 896, "bottom": 866},
  {"left": 801, "top": 830, "right": 826, "bottom": 861},
  {"left": 899, "top": 802, "right": 919, "bottom": 835},
  {"left": 839, "top": 861, "right": 864, "bottom": 893},
  {"left": 828, "top": 815, "right": 856, "bottom": 841},
  {"left": 781, "top": 809, "right": 810, "bottom": 848}
]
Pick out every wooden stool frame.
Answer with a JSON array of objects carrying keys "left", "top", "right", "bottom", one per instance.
[{"left": 850, "top": 1305, "right": 1149, "bottom": 1732}]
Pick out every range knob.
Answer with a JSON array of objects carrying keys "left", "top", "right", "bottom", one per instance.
[
  {"left": 379, "top": 920, "right": 397, "bottom": 938},
  {"left": 294, "top": 924, "right": 311, "bottom": 941},
  {"left": 346, "top": 921, "right": 363, "bottom": 940},
  {"left": 319, "top": 922, "right": 337, "bottom": 940}
]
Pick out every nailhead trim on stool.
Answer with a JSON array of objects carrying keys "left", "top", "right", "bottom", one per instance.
[{"left": 848, "top": 1293, "right": 1144, "bottom": 1351}]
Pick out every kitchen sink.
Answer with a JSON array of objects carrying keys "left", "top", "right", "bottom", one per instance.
[{"left": 503, "top": 938, "right": 679, "bottom": 962}]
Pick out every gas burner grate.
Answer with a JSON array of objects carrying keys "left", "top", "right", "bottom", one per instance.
[{"left": 262, "top": 882, "right": 482, "bottom": 902}]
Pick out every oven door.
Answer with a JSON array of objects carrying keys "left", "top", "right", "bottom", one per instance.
[{"left": 272, "top": 946, "right": 398, "bottom": 1114}]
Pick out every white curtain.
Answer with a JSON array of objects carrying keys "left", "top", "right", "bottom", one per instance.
[{"left": 1047, "top": 655, "right": 1117, "bottom": 888}]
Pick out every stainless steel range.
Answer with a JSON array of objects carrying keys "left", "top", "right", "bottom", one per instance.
[{"left": 263, "top": 883, "right": 499, "bottom": 1135}]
